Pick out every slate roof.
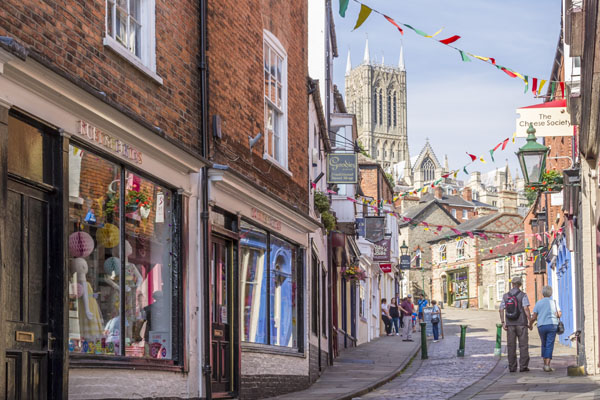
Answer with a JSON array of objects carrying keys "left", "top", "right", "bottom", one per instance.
[
  {"left": 481, "top": 232, "right": 526, "bottom": 261},
  {"left": 399, "top": 200, "right": 459, "bottom": 227},
  {"left": 454, "top": 213, "right": 499, "bottom": 232},
  {"left": 420, "top": 193, "right": 475, "bottom": 208}
]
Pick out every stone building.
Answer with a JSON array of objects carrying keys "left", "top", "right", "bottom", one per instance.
[{"left": 345, "top": 40, "right": 411, "bottom": 175}]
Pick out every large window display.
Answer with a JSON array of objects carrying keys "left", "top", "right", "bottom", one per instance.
[
  {"left": 240, "top": 221, "right": 299, "bottom": 348},
  {"left": 67, "top": 144, "right": 178, "bottom": 360}
]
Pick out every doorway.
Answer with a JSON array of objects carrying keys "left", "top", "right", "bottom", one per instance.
[
  {"left": 488, "top": 285, "right": 495, "bottom": 310},
  {"left": 210, "top": 236, "right": 235, "bottom": 396},
  {"left": 2, "top": 112, "right": 64, "bottom": 399}
]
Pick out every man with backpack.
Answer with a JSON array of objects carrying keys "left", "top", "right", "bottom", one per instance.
[{"left": 499, "top": 276, "right": 532, "bottom": 372}]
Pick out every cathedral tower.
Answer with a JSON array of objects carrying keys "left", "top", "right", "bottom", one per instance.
[{"left": 345, "top": 40, "right": 410, "bottom": 182}]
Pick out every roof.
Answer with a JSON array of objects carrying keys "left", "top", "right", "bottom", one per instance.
[
  {"left": 411, "top": 141, "right": 442, "bottom": 172},
  {"left": 454, "top": 213, "right": 499, "bottom": 232},
  {"left": 471, "top": 199, "right": 497, "bottom": 209},
  {"left": 420, "top": 193, "right": 475, "bottom": 208},
  {"left": 481, "top": 232, "right": 526, "bottom": 261},
  {"left": 399, "top": 200, "right": 459, "bottom": 227}
]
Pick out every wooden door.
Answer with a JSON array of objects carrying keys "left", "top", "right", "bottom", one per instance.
[
  {"left": 4, "top": 178, "right": 52, "bottom": 400},
  {"left": 211, "top": 237, "right": 232, "bottom": 395}
]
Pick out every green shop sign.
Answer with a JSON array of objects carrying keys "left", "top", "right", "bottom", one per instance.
[{"left": 327, "top": 153, "right": 358, "bottom": 184}]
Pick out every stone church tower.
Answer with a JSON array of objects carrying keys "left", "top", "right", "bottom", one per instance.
[{"left": 345, "top": 40, "right": 411, "bottom": 183}]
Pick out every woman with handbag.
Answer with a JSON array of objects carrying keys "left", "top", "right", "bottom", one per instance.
[
  {"left": 530, "top": 285, "right": 563, "bottom": 372},
  {"left": 431, "top": 300, "right": 441, "bottom": 342}
]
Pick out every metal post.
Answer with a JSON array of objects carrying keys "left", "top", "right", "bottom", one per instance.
[
  {"left": 457, "top": 325, "right": 467, "bottom": 357},
  {"left": 495, "top": 323, "right": 502, "bottom": 357},
  {"left": 420, "top": 322, "right": 428, "bottom": 359}
]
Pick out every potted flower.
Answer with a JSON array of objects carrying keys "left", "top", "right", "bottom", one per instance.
[{"left": 342, "top": 264, "right": 366, "bottom": 281}]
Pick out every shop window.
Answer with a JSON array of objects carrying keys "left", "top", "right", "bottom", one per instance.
[
  {"left": 104, "top": 0, "right": 160, "bottom": 81},
  {"left": 496, "top": 280, "right": 505, "bottom": 300},
  {"left": 439, "top": 245, "right": 447, "bottom": 262},
  {"left": 456, "top": 239, "right": 465, "bottom": 259},
  {"left": 67, "top": 144, "right": 179, "bottom": 361},
  {"left": 7, "top": 115, "right": 48, "bottom": 184},
  {"left": 496, "top": 258, "right": 505, "bottom": 274},
  {"left": 240, "top": 221, "right": 300, "bottom": 349},
  {"left": 264, "top": 30, "right": 288, "bottom": 168},
  {"left": 359, "top": 281, "right": 366, "bottom": 319}
]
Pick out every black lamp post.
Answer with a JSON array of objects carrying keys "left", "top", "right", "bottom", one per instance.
[
  {"left": 400, "top": 240, "right": 409, "bottom": 256},
  {"left": 516, "top": 124, "right": 549, "bottom": 186}
]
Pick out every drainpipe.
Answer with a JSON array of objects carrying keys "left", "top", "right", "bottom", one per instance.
[{"left": 199, "top": 0, "right": 212, "bottom": 398}]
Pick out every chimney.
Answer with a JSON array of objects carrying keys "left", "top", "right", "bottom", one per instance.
[
  {"left": 462, "top": 187, "right": 473, "bottom": 202},
  {"left": 434, "top": 186, "right": 443, "bottom": 200},
  {"left": 452, "top": 188, "right": 458, "bottom": 195},
  {"left": 499, "top": 190, "right": 517, "bottom": 214}
]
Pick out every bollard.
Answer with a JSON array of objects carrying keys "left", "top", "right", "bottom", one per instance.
[
  {"left": 420, "top": 322, "right": 428, "bottom": 359},
  {"left": 494, "top": 323, "right": 502, "bottom": 357},
  {"left": 457, "top": 325, "right": 467, "bottom": 357}
]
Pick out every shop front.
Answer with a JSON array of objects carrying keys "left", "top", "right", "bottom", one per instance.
[
  {"left": 207, "top": 167, "right": 320, "bottom": 399},
  {"left": 447, "top": 268, "right": 469, "bottom": 308},
  {"left": 0, "top": 49, "right": 204, "bottom": 399}
]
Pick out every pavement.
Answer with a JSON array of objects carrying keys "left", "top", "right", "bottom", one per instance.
[{"left": 267, "top": 333, "right": 420, "bottom": 400}]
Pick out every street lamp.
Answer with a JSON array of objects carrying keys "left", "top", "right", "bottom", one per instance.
[
  {"left": 400, "top": 240, "right": 408, "bottom": 256},
  {"left": 516, "top": 124, "right": 549, "bottom": 186}
]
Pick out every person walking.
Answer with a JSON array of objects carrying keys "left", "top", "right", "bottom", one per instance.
[
  {"left": 417, "top": 293, "right": 428, "bottom": 323},
  {"left": 431, "top": 300, "right": 441, "bottom": 342},
  {"left": 499, "top": 276, "right": 532, "bottom": 373},
  {"left": 529, "top": 285, "right": 562, "bottom": 372},
  {"left": 401, "top": 294, "right": 414, "bottom": 341},
  {"left": 389, "top": 298, "right": 402, "bottom": 336},
  {"left": 381, "top": 298, "right": 392, "bottom": 336}
]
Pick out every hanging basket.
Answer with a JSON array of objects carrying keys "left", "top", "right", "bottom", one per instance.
[{"left": 342, "top": 265, "right": 366, "bottom": 281}]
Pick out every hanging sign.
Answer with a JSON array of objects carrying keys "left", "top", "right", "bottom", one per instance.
[
  {"left": 373, "top": 239, "right": 391, "bottom": 261},
  {"left": 327, "top": 153, "right": 358, "bottom": 184},
  {"left": 356, "top": 217, "right": 366, "bottom": 237},
  {"left": 515, "top": 100, "right": 572, "bottom": 137},
  {"left": 155, "top": 192, "right": 165, "bottom": 223},
  {"left": 380, "top": 263, "right": 392, "bottom": 273},
  {"left": 365, "top": 216, "right": 385, "bottom": 243},
  {"left": 400, "top": 255, "right": 411, "bottom": 270},
  {"left": 78, "top": 120, "right": 143, "bottom": 164}
]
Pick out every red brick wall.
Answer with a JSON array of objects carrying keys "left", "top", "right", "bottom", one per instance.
[
  {"left": 206, "top": 0, "right": 309, "bottom": 211},
  {"left": 0, "top": 0, "right": 202, "bottom": 153},
  {"left": 439, "top": 204, "right": 477, "bottom": 223}
]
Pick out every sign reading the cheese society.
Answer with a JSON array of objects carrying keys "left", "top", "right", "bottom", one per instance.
[
  {"left": 327, "top": 153, "right": 358, "bottom": 184},
  {"left": 515, "top": 100, "right": 572, "bottom": 137}
]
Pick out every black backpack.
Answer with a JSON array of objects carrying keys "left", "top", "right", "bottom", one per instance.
[{"left": 505, "top": 290, "right": 521, "bottom": 321}]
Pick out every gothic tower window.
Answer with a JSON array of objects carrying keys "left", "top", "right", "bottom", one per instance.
[
  {"left": 373, "top": 91, "right": 377, "bottom": 124},
  {"left": 393, "top": 92, "right": 397, "bottom": 127},
  {"left": 378, "top": 89, "right": 382, "bottom": 125},
  {"left": 422, "top": 157, "right": 435, "bottom": 182},
  {"left": 387, "top": 92, "right": 391, "bottom": 126}
]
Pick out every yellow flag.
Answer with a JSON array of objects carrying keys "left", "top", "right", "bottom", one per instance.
[
  {"left": 473, "top": 55, "right": 490, "bottom": 62},
  {"left": 512, "top": 131, "right": 517, "bottom": 143},
  {"left": 480, "top": 157, "right": 486, "bottom": 163},
  {"left": 538, "top": 80, "right": 547, "bottom": 95},
  {"left": 453, "top": 171, "right": 458, "bottom": 178},
  {"left": 425, "top": 27, "right": 444, "bottom": 38},
  {"left": 353, "top": 4, "right": 372, "bottom": 30},
  {"left": 422, "top": 186, "right": 428, "bottom": 193}
]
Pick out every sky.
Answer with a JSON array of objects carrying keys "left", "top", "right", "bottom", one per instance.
[{"left": 333, "top": 0, "right": 562, "bottom": 179}]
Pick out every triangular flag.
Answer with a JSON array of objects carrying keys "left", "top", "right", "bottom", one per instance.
[
  {"left": 459, "top": 50, "right": 471, "bottom": 62},
  {"left": 550, "top": 81, "right": 556, "bottom": 101},
  {"left": 451, "top": 228, "right": 461, "bottom": 235},
  {"left": 493, "top": 142, "right": 503, "bottom": 152},
  {"left": 403, "top": 24, "right": 429, "bottom": 37},
  {"left": 472, "top": 54, "right": 489, "bottom": 62},
  {"left": 489, "top": 149, "right": 495, "bottom": 162},
  {"left": 538, "top": 79, "right": 547, "bottom": 95},
  {"left": 560, "top": 81, "right": 565, "bottom": 99},
  {"left": 453, "top": 171, "right": 458, "bottom": 178},
  {"left": 524, "top": 75, "right": 528, "bottom": 93},
  {"left": 466, "top": 153, "right": 477, "bottom": 161},
  {"left": 479, "top": 156, "right": 486, "bottom": 163},
  {"left": 467, "top": 231, "right": 474, "bottom": 238},
  {"left": 339, "top": 0, "right": 349, "bottom": 17},
  {"left": 384, "top": 15, "right": 404, "bottom": 35},
  {"left": 532, "top": 78, "right": 538, "bottom": 95},
  {"left": 425, "top": 27, "right": 444, "bottom": 38},
  {"left": 501, "top": 138, "right": 509, "bottom": 150},
  {"left": 437, "top": 225, "right": 443, "bottom": 232},
  {"left": 514, "top": 235, "right": 519, "bottom": 244},
  {"left": 353, "top": 4, "right": 372, "bottom": 30},
  {"left": 439, "top": 35, "right": 461, "bottom": 45},
  {"left": 463, "top": 166, "right": 468, "bottom": 175},
  {"left": 512, "top": 131, "right": 517, "bottom": 143}
]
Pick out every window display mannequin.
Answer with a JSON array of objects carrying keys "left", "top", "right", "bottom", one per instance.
[{"left": 70, "top": 257, "right": 105, "bottom": 344}]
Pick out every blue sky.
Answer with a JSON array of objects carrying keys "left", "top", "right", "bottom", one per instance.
[{"left": 333, "top": 0, "right": 562, "bottom": 177}]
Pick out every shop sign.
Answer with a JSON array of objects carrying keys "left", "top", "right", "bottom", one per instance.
[
  {"left": 327, "top": 153, "right": 358, "bottom": 184},
  {"left": 251, "top": 207, "right": 282, "bottom": 231},
  {"left": 78, "top": 120, "right": 143, "bottom": 164},
  {"left": 365, "top": 216, "right": 385, "bottom": 242},
  {"left": 356, "top": 218, "right": 366, "bottom": 237},
  {"left": 515, "top": 100, "right": 572, "bottom": 137},
  {"left": 373, "top": 238, "right": 391, "bottom": 261},
  {"left": 380, "top": 263, "right": 392, "bottom": 273},
  {"left": 400, "top": 255, "right": 411, "bottom": 270}
]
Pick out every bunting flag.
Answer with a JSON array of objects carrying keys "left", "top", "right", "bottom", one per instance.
[
  {"left": 538, "top": 80, "right": 547, "bottom": 95},
  {"left": 463, "top": 166, "right": 468, "bottom": 175},
  {"left": 439, "top": 35, "right": 461, "bottom": 45},
  {"left": 467, "top": 153, "right": 477, "bottom": 161},
  {"left": 404, "top": 24, "right": 429, "bottom": 37},
  {"left": 501, "top": 138, "right": 509, "bottom": 150},
  {"left": 453, "top": 171, "right": 458, "bottom": 178},
  {"left": 499, "top": 66, "right": 518, "bottom": 78},
  {"left": 512, "top": 131, "right": 517, "bottom": 143},
  {"left": 560, "top": 81, "right": 565, "bottom": 99},
  {"left": 311, "top": 182, "right": 317, "bottom": 189},
  {"left": 437, "top": 225, "right": 443, "bottom": 232},
  {"left": 550, "top": 81, "right": 556, "bottom": 101},
  {"left": 532, "top": 78, "right": 538, "bottom": 95},
  {"left": 489, "top": 149, "right": 495, "bottom": 162},
  {"left": 459, "top": 50, "right": 471, "bottom": 62},
  {"left": 353, "top": 4, "right": 372, "bottom": 30},
  {"left": 479, "top": 156, "right": 486, "bottom": 163},
  {"left": 384, "top": 15, "right": 403, "bottom": 34},
  {"left": 524, "top": 76, "right": 528, "bottom": 94},
  {"left": 339, "top": 0, "right": 350, "bottom": 17},
  {"left": 425, "top": 27, "right": 444, "bottom": 38}
]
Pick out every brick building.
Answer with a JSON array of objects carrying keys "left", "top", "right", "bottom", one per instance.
[{"left": 0, "top": 0, "right": 206, "bottom": 399}]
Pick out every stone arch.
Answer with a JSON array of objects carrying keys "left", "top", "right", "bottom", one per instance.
[{"left": 421, "top": 157, "right": 435, "bottom": 182}]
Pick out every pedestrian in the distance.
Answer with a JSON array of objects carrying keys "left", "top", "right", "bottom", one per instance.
[
  {"left": 401, "top": 294, "right": 414, "bottom": 341},
  {"left": 389, "top": 298, "right": 402, "bottom": 336},
  {"left": 431, "top": 300, "right": 441, "bottom": 342},
  {"left": 381, "top": 298, "right": 392, "bottom": 336},
  {"left": 529, "top": 285, "right": 562, "bottom": 372},
  {"left": 417, "top": 293, "right": 428, "bottom": 323},
  {"left": 499, "top": 276, "right": 532, "bottom": 373}
]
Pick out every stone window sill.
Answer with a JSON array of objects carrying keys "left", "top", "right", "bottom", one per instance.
[
  {"left": 103, "top": 36, "right": 163, "bottom": 85},
  {"left": 241, "top": 342, "right": 305, "bottom": 358},
  {"left": 263, "top": 153, "right": 293, "bottom": 177}
]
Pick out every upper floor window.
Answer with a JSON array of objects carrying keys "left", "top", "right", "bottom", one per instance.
[
  {"left": 415, "top": 249, "right": 421, "bottom": 268},
  {"left": 456, "top": 239, "right": 465, "bottom": 259},
  {"left": 105, "top": 0, "right": 160, "bottom": 82},
  {"left": 462, "top": 210, "right": 468, "bottom": 220},
  {"left": 387, "top": 93, "right": 392, "bottom": 126},
  {"left": 451, "top": 209, "right": 457, "bottom": 218},
  {"left": 439, "top": 245, "right": 447, "bottom": 262},
  {"left": 378, "top": 89, "right": 383, "bottom": 125},
  {"left": 263, "top": 31, "right": 288, "bottom": 168},
  {"left": 373, "top": 92, "right": 378, "bottom": 124},
  {"left": 496, "top": 258, "right": 505, "bottom": 274}
]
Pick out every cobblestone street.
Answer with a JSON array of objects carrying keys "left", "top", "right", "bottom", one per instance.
[{"left": 357, "top": 307, "right": 577, "bottom": 400}]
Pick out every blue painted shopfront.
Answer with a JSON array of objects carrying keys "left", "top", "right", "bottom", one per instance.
[{"left": 547, "top": 236, "right": 574, "bottom": 347}]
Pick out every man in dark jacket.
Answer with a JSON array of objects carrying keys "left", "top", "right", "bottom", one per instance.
[{"left": 499, "top": 276, "right": 532, "bottom": 372}]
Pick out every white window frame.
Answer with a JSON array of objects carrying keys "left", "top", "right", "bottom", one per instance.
[
  {"left": 451, "top": 209, "right": 457, "bottom": 218},
  {"left": 496, "top": 280, "right": 505, "bottom": 301},
  {"left": 462, "top": 209, "right": 468, "bottom": 220},
  {"left": 496, "top": 258, "right": 505, "bottom": 274},
  {"left": 415, "top": 249, "right": 422, "bottom": 268},
  {"left": 439, "top": 244, "right": 447, "bottom": 262},
  {"left": 456, "top": 239, "right": 465, "bottom": 259},
  {"left": 104, "top": 0, "right": 162, "bottom": 84},
  {"left": 263, "top": 30, "right": 289, "bottom": 172}
]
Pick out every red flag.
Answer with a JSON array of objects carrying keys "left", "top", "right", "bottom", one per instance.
[
  {"left": 466, "top": 152, "right": 477, "bottom": 161},
  {"left": 513, "top": 235, "right": 519, "bottom": 244},
  {"left": 490, "top": 58, "right": 496, "bottom": 65},
  {"left": 560, "top": 81, "right": 565, "bottom": 99},
  {"left": 384, "top": 15, "right": 404, "bottom": 35},
  {"left": 442, "top": 173, "right": 450, "bottom": 178},
  {"left": 532, "top": 78, "right": 538, "bottom": 94},
  {"left": 501, "top": 67, "right": 518, "bottom": 78},
  {"left": 437, "top": 225, "right": 443, "bottom": 231},
  {"left": 467, "top": 231, "right": 474, "bottom": 238},
  {"left": 451, "top": 228, "right": 461, "bottom": 235},
  {"left": 439, "top": 35, "right": 460, "bottom": 45},
  {"left": 501, "top": 138, "right": 509, "bottom": 150}
]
